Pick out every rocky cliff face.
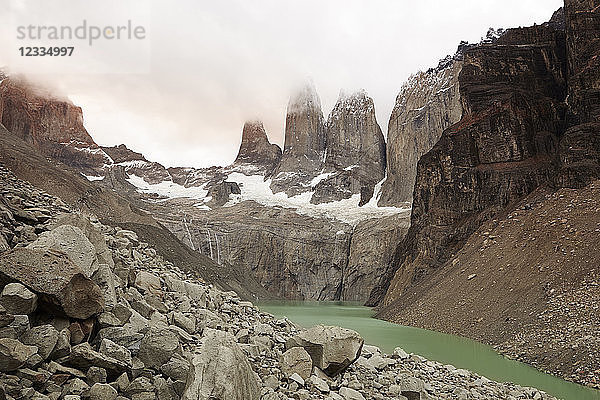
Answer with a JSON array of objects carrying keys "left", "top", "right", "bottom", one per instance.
[
  {"left": 233, "top": 121, "right": 282, "bottom": 174},
  {"left": 378, "top": 55, "right": 464, "bottom": 207},
  {"left": 556, "top": 0, "right": 600, "bottom": 187},
  {"left": 379, "top": 12, "right": 569, "bottom": 306},
  {"left": 270, "top": 82, "right": 326, "bottom": 196},
  {"left": 0, "top": 78, "right": 111, "bottom": 173},
  {"left": 311, "top": 90, "right": 386, "bottom": 205},
  {"left": 342, "top": 214, "right": 409, "bottom": 302}
]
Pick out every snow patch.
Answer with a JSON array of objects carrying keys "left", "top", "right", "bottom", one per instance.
[
  {"left": 81, "top": 174, "right": 105, "bottom": 182},
  {"left": 126, "top": 174, "right": 209, "bottom": 201},
  {"left": 224, "top": 172, "right": 408, "bottom": 226}
]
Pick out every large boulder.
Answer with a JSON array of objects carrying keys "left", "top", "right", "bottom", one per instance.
[
  {"left": 137, "top": 327, "right": 181, "bottom": 369},
  {"left": 0, "top": 337, "right": 38, "bottom": 371},
  {"left": 182, "top": 329, "right": 260, "bottom": 400},
  {"left": 281, "top": 347, "right": 313, "bottom": 380},
  {"left": 286, "top": 325, "right": 364, "bottom": 377},
  {"left": 28, "top": 225, "right": 99, "bottom": 277},
  {"left": 0, "top": 282, "right": 38, "bottom": 314},
  {"left": 67, "top": 342, "right": 128, "bottom": 376},
  {"left": 0, "top": 248, "right": 104, "bottom": 319}
]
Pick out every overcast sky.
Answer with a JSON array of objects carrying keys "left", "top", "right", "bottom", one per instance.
[{"left": 1, "top": 0, "right": 562, "bottom": 168}]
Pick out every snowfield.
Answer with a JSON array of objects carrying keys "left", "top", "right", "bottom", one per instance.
[{"left": 125, "top": 171, "right": 409, "bottom": 226}]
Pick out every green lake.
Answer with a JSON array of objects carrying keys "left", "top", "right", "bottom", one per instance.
[{"left": 259, "top": 301, "right": 600, "bottom": 400}]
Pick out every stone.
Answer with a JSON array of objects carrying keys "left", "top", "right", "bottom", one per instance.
[
  {"left": 289, "top": 372, "right": 304, "bottom": 386},
  {"left": 0, "top": 248, "right": 104, "bottom": 319},
  {"left": 51, "top": 329, "right": 71, "bottom": 361},
  {"left": 393, "top": 347, "right": 410, "bottom": 360},
  {"left": 182, "top": 329, "right": 260, "bottom": 400},
  {"left": 28, "top": 225, "right": 99, "bottom": 277},
  {"left": 0, "top": 337, "right": 38, "bottom": 371},
  {"left": 86, "top": 366, "right": 107, "bottom": 385},
  {"left": 310, "top": 375, "right": 330, "bottom": 393},
  {"left": 134, "top": 272, "right": 161, "bottom": 295},
  {"left": 170, "top": 312, "right": 195, "bottom": 334},
  {"left": 281, "top": 347, "right": 313, "bottom": 381},
  {"left": 0, "top": 283, "right": 37, "bottom": 314},
  {"left": 99, "top": 339, "right": 132, "bottom": 367},
  {"left": 19, "top": 324, "right": 59, "bottom": 361},
  {"left": 89, "top": 383, "right": 117, "bottom": 400},
  {"left": 137, "top": 327, "right": 180, "bottom": 369},
  {"left": 160, "top": 355, "right": 189, "bottom": 382},
  {"left": 286, "top": 325, "right": 364, "bottom": 377},
  {"left": 339, "top": 387, "right": 365, "bottom": 400},
  {"left": 67, "top": 343, "right": 128, "bottom": 375}
]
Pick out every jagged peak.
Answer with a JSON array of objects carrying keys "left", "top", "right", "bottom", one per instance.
[
  {"left": 241, "top": 120, "right": 270, "bottom": 144},
  {"left": 329, "top": 89, "right": 375, "bottom": 121},
  {"left": 287, "top": 80, "right": 323, "bottom": 115}
]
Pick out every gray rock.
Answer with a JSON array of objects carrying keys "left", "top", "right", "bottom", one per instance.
[
  {"left": 0, "top": 283, "right": 37, "bottom": 314},
  {"left": 28, "top": 225, "right": 99, "bottom": 277},
  {"left": 134, "top": 272, "right": 161, "bottom": 295},
  {"left": 0, "top": 248, "right": 104, "bottom": 319},
  {"left": 286, "top": 325, "right": 363, "bottom": 377},
  {"left": 289, "top": 372, "right": 304, "bottom": 386},
  {"left": 182, "top": 329, "right": 260, "bottom": 400},
  {"left": 0, "top": 337, "right": 38, "bottom": 371},
  {"left": 281, "top": 347, "right": 312, "bottom": 380},
  {"left": 339, "top": 387, "right": 365, "bottom": 400},
  {"left": 160, "top": 355, "right": 190, "bottom": 381},
  {"left": 89, "top": 383, "right": 117, "bottom": 400},
  {"left": 19, "top": 324, "right": 59, "bottom": 361},
  {"left": 86, "top": 366, "right": 107, "bottom": 385},
  {"left": 68, "top": 343, "right": 128, "bottom": 375},
  {"left": 137, "top": 327, "right": 180, "bottom": 369},
  {"left": 99, "top": 339, "right": 132, "bottom": 367},
  {"left": 170, "top": 312, "right": 195, "bottom": 334}
]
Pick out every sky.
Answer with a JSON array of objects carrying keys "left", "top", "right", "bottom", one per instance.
[{"left": 1, "top": 0, "right": 563, "bottom": 168}]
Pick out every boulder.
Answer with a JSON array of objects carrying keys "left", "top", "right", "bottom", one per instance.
[
  {"left": 182, "top": 329, "right": 260, "bottom": 400},
  {"left": 89, "top": 383, "right": 117, "bottom": 400},
  {"left": 67, "top": 343, "right": 128, "bottom": 375},
  {"left": 137, "top": 327, "right": 181, "bottom": 369},
  {"left": 28, "top": 225, "right": 99, "bottom": 277},
  {"left": 19, "top": 324, "right": 59, "bottom": 361},
  {"left": 281, "top": 347, "right": 312, "bottom": 380},
  {"left": 286, "top": 325, "right": 363, "bottom": 377},
  {"left": 0, "top": 282, "right": 37, "bottom": 314},
  {"left": 339, "top": 387, "right": 365, "bottom": 400},
  {"left": 0, "top": 248, "right": 104, "bottom": 319},
  {"left": 0, "top": 337, "right": 38, "bottom": 371},
  {"left": 99, "top": 339, "right": 132, "bottom": 367},
  {"left": 134, "top": 272, "right": 161, "bottom": 295}
]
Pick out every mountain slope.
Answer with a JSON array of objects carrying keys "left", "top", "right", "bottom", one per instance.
[{"left": 0, "top": 122, "right": 270, "bottom": 300}]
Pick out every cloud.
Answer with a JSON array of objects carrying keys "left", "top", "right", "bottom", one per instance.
[{"left": 0, "top": 0, "right": 563, "bottom": 167}]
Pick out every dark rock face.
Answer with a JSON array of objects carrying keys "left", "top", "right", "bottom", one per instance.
[
  {"left": 0, "top": 78, "right": 110, "bottom": 172},
  {"left": 101, "top": 144, "right": 146, "bottom": 164},
  {"left": 206, "top": 181, "right": 241, "bottom": 207},
  {"left": 270, "top": 82, "right": 326, "bottom": 196},
  {"left": 379, "top": 16, "right": 569, "bottom": 306},
  {"left": 233, "top": 121, "right": 282, "bottom": 173},
  {"left": 557, "top": 0, "right": 600, "bottom": 187},
  {"left": 310, "top": 91, "right": 386, "bottom": 205},
  {"left": 379, "top": 56, "right": 464, "bottom": 207}
]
